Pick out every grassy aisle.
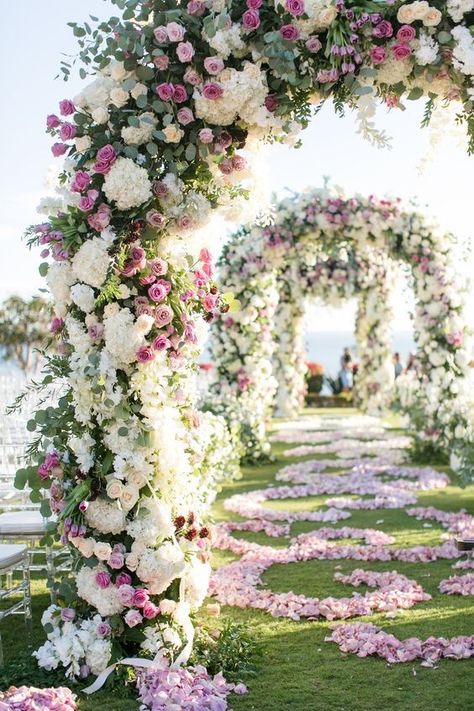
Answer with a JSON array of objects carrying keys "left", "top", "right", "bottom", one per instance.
[
  {"left": 210, "top": 411, "right": 474, "bottom": 711},
  {"left": 1, "top": 410, "right": 472, "bottom": 710}
]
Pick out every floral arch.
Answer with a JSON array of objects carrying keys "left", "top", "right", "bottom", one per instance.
[
  {"left": 21, "top": 0, "right": 474, "bottom": 689},
  {"left": 210, "top": 188, "right": 472, "bottom": 464}
]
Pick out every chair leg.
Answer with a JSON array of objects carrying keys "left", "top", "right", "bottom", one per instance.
[
  {"left": 46, "top": 546, "right": 56, "bottom": 604},
  {"left": 23, "top": 556, "right": 33, "bottom": 644}
]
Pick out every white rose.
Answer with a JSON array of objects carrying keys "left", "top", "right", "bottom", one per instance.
[
  {"left": 92, "top": 107, "right": 109, "bottom": 124},
  {"left": 131, "top": 82, "right": 148, "bottom": 99},
  {"left": 110, "top": 87, "right": 129, "bottom": 107},
  {"left": 110, "top": 62, "right": 128, "bottom": 80},
  {"left": 106, "top": 479, "right": 123, "bottom": 499},
  {"left": 94, "top": 542, "right": 112, "bottom": 561},
  {"left": 120, "top": 484, "right": 140, "bottom": 511},
  {"left": 75, "top": 135, "right": 92, "bottom": 152}
]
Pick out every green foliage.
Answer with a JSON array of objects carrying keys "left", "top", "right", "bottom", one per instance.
[{"left": 191, "top": 619, "right": 259, "bottom": 683}]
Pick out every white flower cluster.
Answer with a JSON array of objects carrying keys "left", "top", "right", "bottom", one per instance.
[
  {"left": 76, "top": 565, "right": 125, "bottom": 616},
  {"left": 446, "top": 0, "right": 474, "bottom": 22},
  {"left": 452, "top": 26, "right": 474, "bottom": 76},
  {"left": 103, "top": 157, "right": 152, "bottom": 210},
  {"left": 71, "top": 230, "right": 114, "bottom": 289},
  {"left": 206, "top": 23, "right": 247, "bottom": 59},
  {"left": 34, "top": 606, "right": 112, "bottom": 679},
  {"left": 121, "top": 112, "right": 157, "bottom": 145}
]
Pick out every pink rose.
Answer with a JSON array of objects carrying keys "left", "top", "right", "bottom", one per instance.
[
  {"left": 59, "top": 99, "right": 75, "bottom": 116},
  {"left": 204, "top": 57, "right": 225, "bottom": 75},
  {"left": 143, "top": 601, "right": 160, "bottom": 619},
  {"left": 149, "top": 258, "right": 168, "bottom": 276},
  {"left": 279, "top": 24, "right": 300, "bottom": 41},
  {"left": 139, "top": 274, "right": 156, "bottom": 286},
  {"left": 153, "top": 334, "right": 171, "bottom": 350},
  {"left": 88, "top": 203, "right": 111, "bottom": 230},
  {"left": 177, "top": 107, "right": 194, "bottom": 125},
  {"left": 93, "top": 144, "right": 117, "bottom": 174},
  {"left": 172, "top": 84, "right": 188, "bottom": 103},
  {"left": 154, "top": 26, "right": 168, "bottom": 43},
  {"left": 264, "top": 94, "right": 278, "bottom": 112},
  {"left": 60, "top": 608, "right": 76, "bottom": 622},
  {"left": 199, "top": 128, "right": 214, "bottom": 143},
  {"left": 50, "top": 316, "right": 64, "bottom": 334},
  {"left": 232, "top": 155, "right": 246, "bottom": 171},
  {"left": 242, "top": 9, "right": 260, "bottom": 30},
  {"left": 215, "top": 131, "right": 232, "bottom": 149},
  {"left": 202, "top": 82, "right": 223, "bottom": 100},
  {"left": 88, "top": 324, "right": 104, "bottom": 341},
  {"left": 116, "top": 572, "right": 132, "bottom": 587},
  {"left": 117, "top": 584, "right": 135, "bottom": 605},
  {"left": 60, "top": 122, "right": 76, "bottom": 141},
  {"left": 71, "top": 170, "right": 91, "bottom": 193},
  {"left": 149, "top": 279, "right": 171, "bottom": 302},
  {"left": 156, "top": 82, "right": 174, "bottom": 101},
  {"left": 95, "top": 571, "right": 111, "bottom": 589},
  {"left": 392, "top": 43, "right": 412, "bottom": 60},
  {"left": 176, "top": 41, "right": 195, "bottom": 62},
  {"left": 219, "top": 158, "right": 233, "bottom": 175},
  {"left": 46, "top": 114, "right": 60, "bottom": 129},
  {"left": 136, "top": 345, "right": 155, "bottom": 363},
  {"left": 124, "top": 609, "right": 143, "bottom": 628},
  {"left": 187, "top": 0, "right": 205, "bottom": 15},
  {"left": 132, "top": 588, "right": 149, "bottom": 607},
  {"left": 146, "top": 209, "right": 166, "bottom": 227},
  {"left": 286, "top": 0, "right": 305, "bottom": 17},
  {"left": 130, "top": 245, "right": 146, "bottom": 265},
  {"left": 78, "top": 189, "right": 99, "bottom": 212},
  {"left": 199, "top": 248, "right": 212, "bottom": 263},
  {"left": 153, "top": 180, "right": 169, "bottom": 198},
  {"left": 370, "top": 46, "right": 386, "bottom": 64},
  {"left": 51, "top": 143, "right": 67, "bottom": 157},
  {"left": 183, "top": 67, "right": 202, "bottom": 85},
  {"left": 247, "top": 0, "right": 263, "bottom": 8},
  {"left": 177, "top": 215, "right": 192, "bottom": 230},
  {"left": 155, "top": 304, "right": 173, "bottom": 327},
  {"left": 154, "top": 55, "right": 170, "bottom": 70},
  {"left": 166, "top": 22, "right": 185, "bottom": 42},
  {"left": 397, "top": 25, "right": 416, "bottom": 43},
  {"left": 305, "top": 36, "right": 322, "bottom": 53},
  {"left": 203, "top": 293, "right": 217, "bottom": 312}
]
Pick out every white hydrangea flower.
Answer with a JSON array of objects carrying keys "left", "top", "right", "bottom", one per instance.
[
  {"left": 70, "top": 283, "right": 96, "bottom": 313},
  {"left": 103, "top": 157, "right": 152, "bottom": 210}
]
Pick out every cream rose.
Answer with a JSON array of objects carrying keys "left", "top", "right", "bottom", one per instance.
[
  {"left": 163, "top": 124, "right": 184, "bottom": 143},
  {"left": 120, "top": 484, "right": 140, "bottom": 511},
  {"left": 110, "top": 87, "right": 129, "bottom": 107},
  {"left": 70, "top": 536, "right": 95, "bottom": 558},
  {"left": 92, "top": 107, "right": 109, "bottom": 124},
  {"left": 125, "top": 552, "right": 139, "bottom": 571},
  {"left": 94, "top": 542, "right": 113, "bottom": 561},
  {"left": 75, "top": 135, "right": 92, "bottom": 152},
  {"left": 423, "top": 7, "right": 442, "bottom": 25},
  {"left": 106, "top": 479, "right": 124, "bottom": 499}
]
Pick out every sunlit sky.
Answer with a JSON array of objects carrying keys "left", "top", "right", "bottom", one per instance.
[{"left": 2, "top": 1, "right": 473, "bottom": 333}]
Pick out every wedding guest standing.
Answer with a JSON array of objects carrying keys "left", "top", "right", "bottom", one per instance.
[
  {"left": 393, "top": 352, "right": 403, "bottom": 378},
  {"left": 338, "top": 354, "right": 354, "bottom": 392}
]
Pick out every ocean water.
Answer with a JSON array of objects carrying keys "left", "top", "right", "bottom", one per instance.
[{"left": 305, "top": 330, "right": 416, "bottom": 376}]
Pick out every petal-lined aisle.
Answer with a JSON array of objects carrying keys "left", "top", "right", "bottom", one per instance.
[{"left": 209, "top": 412, "right": 474, "bottom": 711}]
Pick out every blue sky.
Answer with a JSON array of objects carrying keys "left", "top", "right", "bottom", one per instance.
[{"left": 2, "top": 1, "right": 473, "bottom": 332}]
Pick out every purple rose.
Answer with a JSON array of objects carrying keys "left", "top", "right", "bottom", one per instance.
[
  {"left": 204, "top": 57, "right": 224, "bottom": 75},
  {"left": 370, "top": 46, "right": 386, "bottom": 64},
  {"left": 198, "top": 128, "right": 214, "bottom": 143},
  {"left": 305, "top": 36, "right": 322, "bottom": 53},
  {"left": 247, "top": 0, "right": 263, "bottom": 8},
  {"left": 202, "top": 82, "right": 224, "bottom": 100},
  {"left": 50, "top": 316, "right": 64, "bottom": 334},
  {"left": 60, "top": 607, "right": 76, "bottom": 622},
  {"left": 279, "top": 24, "right": 300, "bottom": 41},
  {"left": 71, "top": 170, "right": 91, "bottom": 193},
  {"left": 116, "top": 572, "right": 132, "bottom": 587},
  {"left": 51, "top": 143, "right": 67, "bottom": 157},
  {"left": 264, "top": 94, "right": 278, "bottom": 112},
  {"left": 59, "top": 99, "right": 75, "bottom": 116},
  {"left": 392, "top": 43, "right": 412, "bottom": 60},
  {"left": 97, "top": 622, "right": 111, "bottom": 637},
  {"left": 139, "top": 274, "right": 156, "bottom": 286},
  {"left": 88, "top": 324, "right": 104, "bottom": 341},
  {"left": 146, "top": 210, "right": 166, "bottom": 228},
  {"left": 136, "top": 345, "right": 155, "bottom": 363},
  {"left": 154, "top": 55, "right": 170, "bottom": 70},
  {"left": 172, "top": 84, "right": 188, "bottom": 103},
  {"left": 60, "top": 122, "right": 76, "bottom": 141},
  {"left": 88, "top": 203, "right": 112, "bottom": 231},
  {"left": 124, "top": 609, "right": 143, "bottom": 628},
  {"left": 143, "top": 601, "right": 160, "bottom": 619},
  {"left": 242, "top": 9, "right": 260, "bottom": 30},
  {"left": 97, "top": 144, "right": 117, "bottom": 164},
  {"left": 96, "top": 571, "right": 111, "bottom": 589},
  {"left": 177, "top": 107, "right": 194, "bottom": 125},
  {"left": 153, "top": 25, "right": 168, "bottom": 43},
  {"left": 108, "top": 552, "right": 125, "bottom": 569},
  {"left": 187, "top": 0, "right": 205, "bottom": 15},
  {"left": 148, "top": 279, "right": 171, "bottom": 302},
  {"left": 156, "top": 82, "right": 174, "bottom": 102},
  {"left": 46, "top": 114, "right": 60, "bottom": 129},
  {"left": 286, "top": 0, "right": 305, "bottom": 16},
  {"left": 155, "top": 304, "right": 173, "bottom": 327},
  {"left": 219, "top": 158, "right": 233, "bottom": 175},
  {"left": 117, "top": 584, "right": 135, "bottom": 605},
  {"left": 232, "top": 155, "right": 247, "bottom": 171},
  {"left": 153, "top": 334, "right": 171, "bottom": 350},
  {"left": 373, "top": 20, "right": 393, "bottom": 38},
  {"left": 78, "top": 189, "right": 99, "bottom": 212},
  {"left": 176, "top": 41, "right": 195, "bottom": 62},
  {"left": 130, "top": 245, "right": 146, "bottom": 265},
  {"left": 132, "top": 588, "right": 149, "bottom": 608}
]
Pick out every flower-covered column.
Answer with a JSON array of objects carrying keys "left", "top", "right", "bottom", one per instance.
[
  {"left": 273, "top": 281, "right": 307, "bottom": 418},
  {"left": 210, "top": 229, "right": 279, "bottom": 461}
]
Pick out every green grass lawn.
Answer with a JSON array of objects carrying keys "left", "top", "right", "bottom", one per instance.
[{"left": 1, "top": 409, "right": 473, "bottom": 710}]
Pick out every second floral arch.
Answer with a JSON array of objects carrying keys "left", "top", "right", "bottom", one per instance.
[{"left": 209, "top": 188, "right": 472, "bottom": 470}]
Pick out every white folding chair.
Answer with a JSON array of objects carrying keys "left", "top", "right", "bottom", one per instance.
[{"left": 0, "top": 543, "right": 32, "bottom": 666}]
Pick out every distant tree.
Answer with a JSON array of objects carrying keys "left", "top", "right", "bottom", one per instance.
[{"left": 0, "top": 296, "right": 52, "bottom": 372}]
